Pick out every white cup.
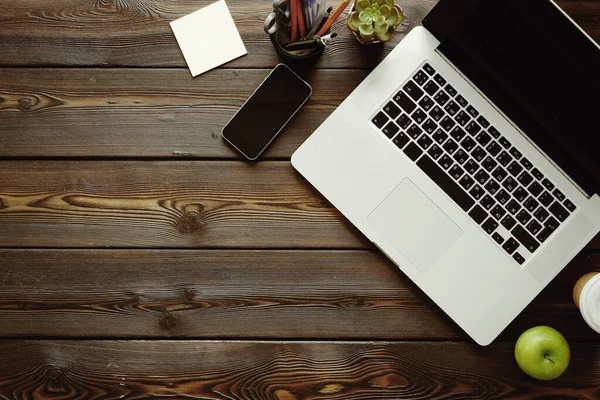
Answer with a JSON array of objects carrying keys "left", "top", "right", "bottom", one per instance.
[{"left": 573, "top": 272, "right": 600, "bottom": 334}]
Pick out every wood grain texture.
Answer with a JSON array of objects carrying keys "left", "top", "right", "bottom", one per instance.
[
  {"left": 0, "top": 250, "right": 598, "bottom": 340},
  {"left": 0, "top": 160, "right": 369, "bottom": 249},
  {"left": 0, "top": 68, "right": 366, "bottom": 158},
  {"left": 0, "top": 0, "right": 435, "bottom": 68},
  {"left": 0, "top": 340, "right": 599, "bottom": 399},
  {"left": 0, "top": 1, "right": 596, "bottom": 68}
]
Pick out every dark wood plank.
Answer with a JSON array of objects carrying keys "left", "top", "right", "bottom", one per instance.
[
  {"left": 0, "top": 68, "right": 366, "bottom": 158},
  {"left": 0, "top": 160, "right": 368, "bottom": 249},
  {"left": 0, "top": 1, "right": 596, "bottom": 68},
  {"left": 0, "top": 340, "right": 598, "bottom": 399},
  {"left": 0, "top": 0, "right": 437, "bottom": 68},
  {"left": 0, "top": 249, "right": 598, "bottom": 340}
]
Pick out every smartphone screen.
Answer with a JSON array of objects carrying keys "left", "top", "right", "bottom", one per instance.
[{"left": 222, "top": 64, "right": 312, "bottom": 160}]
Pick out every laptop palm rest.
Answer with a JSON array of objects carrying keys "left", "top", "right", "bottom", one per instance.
[{"left": 367, "top": 178, "right": 463, "bottom": 272}]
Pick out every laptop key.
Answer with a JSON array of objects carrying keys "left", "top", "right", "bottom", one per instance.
[
  {"left": 486, "top": 141, "right": 502, "bottom": 157},
  {"left": 466, "top": 105, "right": 479, "bottom": 118},
  {"left": 484, "top": 180, "right": 500, "bottom": 195},
  {"left": 474, "top": 170, "right": 490, "bottom": 185},
  {"left": 480, "top": 194, "right": 495, "bottom": 210},
  {"left": 516, "top": 209, "right": 532, "bottom": 224},
  {"left": 564, "top": 199, "right": 576, "bottom": 212},
  {"left": 528, "top": 181, "right": 543, "bottom": 197},
  {"left": 545, "top": 216, "right": 560, "bottom": 230},
  {"left": 430, "top": 106, "right": 444, "bottom": 121},
  {"left": 491, "top": 205, "right": 506, "bottom": 220},
  {"left": 450, "top": 126, "right": 467, "bottom": 142},
  {"left": 434, "top": 91, "right": 450, "bottom": 106},
  {"left": 419, "top": 96, "right": 435, "bottom": 112},
  {"left": 404, "top": 80, "right": 424, "bottom": 101},
  {"left": 553, "top": 189, "right": 565, "bottom": 202},
  {"left": 444, "top": 100, "right": 460, "bottom": 116},
  {"left": 482, "top": 217, "right": 499, "bottom": 234},
  {"left": 470, "top": 184, "right": 484, "bottom": 200},
  {"left": 422, "top": 119, "right": 438, "bottom": 134},
  {"left": 403, "top": 142, "right": 423, "bottom": 161},
  {"left": 537, "top": 217, "right": 559, "bottom": 242},
  {"left": 539, "top": 191, "right": 553, "bottom": 207},
  {"left": 424, "top": 80, "right": 439, "bottom": 96},
  {"left": 396, "top": 113, "right": 412, "bottom": 129},
  {"left": 372, "top": 111, "right": 389, "bottom": 128},
  {"left": 517, "top": 171, "right": 533, "bottom": 187},
  {"left": 542, "top": 178, "right": 555, "bottom": 192},
  {"left": 433, "top": 73, "right": 447, "bottom": 86},
  {"left": 456, "top": 94, "right": 468, "bottom": 108},
  {"left": 449, "top": 164, "right": 464, "bottom": 180},
  {"left": 440, "top": 116, "right": 456, "bottom": 132},
  {"left": 393, "top": 132, "right": 410, "bottom": 149},
  {"left": 549, "top": 201, "right": 570, "bottom": 222},
  {"left": 482, "top": 156, "right": 497, "bottom": 172},
  {"left": 520, "top": 157, "right": 533, "bottom": 170},
  {"left": 512, "top": 225, "right": 540, "bottom": 253},
  {"left": 461, "top": 137, "right": 477, "bottom": 152},
  {"left": 507, "top": 161, "right": 523, "bottom": 177},
  {"left": 456, "top": 110, "right": 471, "bottom": 126},
  {"left": 469, "top": 204, "right": 488, "bottom": 224},
  {"left": 506, "top": 199, "right": 521, "bottom": 215},
  {"left": 413, "top": 71, "right": 429, "bottom": 85},
  {"left": 498, "top": 136, "right": 511, "bottom": 149},
  {"left": 477, "top": 116, "right": 490, "bottom": 128},
  {"left": 472, "top": 146, "right": 486, "bottom": 162},
  {"left": 459, "top": 175, "right": 475, "bottom": 190},
  {"left": 382, "top": 122, "right": 399, "bottom": 138},
  {"left": 432, "top": 129, "right": 448, "bottom": 144},
  {"left": 443, "top": 139, "right": 459, "bottom": 154},
  {"left": 423, "top": 63, "right": 436, "bottom": 75},
  {"left": 513, "top": 252, "right": 525, "bottom": 265},
  {"left": 495, "top": 189, "right": 510, "bottom": 205},
  {"left": 417, "top": 135, "right": 434, "bottom": 150},
  {"left": 417, "top": 155, "right": 475, "bottom": 211},
  {"left": 526, "top": 220, "right": 543, "bottom": 236},
  {"left": 488, "top": 126, "right": 501, "bottom": 139},
  {"left": 453, "top": 149, "right": 469, "bottom": 165},
  {"left": 502, "top": 176, "right": 518, "bottom": 192},
  {"left": 497, "top": 151, "right": 513, "bottom": 167},
  {"left": 464, "top": 159, "right": 479, "bottom": 175},
  {"left": 513, "top": 186, "right": 528, "bottom": 202},
  {"left": 501, "top": 215, "right": 517, "bottom": 230},
  {"left": 492, "top": 232, "right": 505, "bottom": 245},
  {"left": 502, "top": 237, "right": 519, "bottom": 255},
  {"left": 445, "top": 84, "right": 457, "bottom": 97},
  {"left": 524, "top": 197, "right": 539, "bottom": 212},
  {"left": 533, "top": 207, "right": 550, "bottom": 222},
  {"left": 465, "top": 120, "right": 482, "bottom": 136},
  {"left": 407, "top": 124, "right": 423, "bottom": 140},
  {"left": 383, "top": 101, "right": 401, "bottom": 119},
  {"left": 475, "top": 131, "right": 491, "bottom": 146},
  {"left": 531, "top": 168, "right": 544, "bottom": 180},
  {"left": 492, "top": 166, "right": 508, "bottom": 182},
  {"left": 438, "top": 154, "right": 454, "bottom": 170},
  {"left": 509, "top": 147, "right": 522, "bottom": 160},
  {"left": 412, "top": 109, "right": 427, "bottom": 124},
  {"left": 394, "top": 91, "right": 417, "bottom": 114},
  {"left": 427, "top": 143, "right": 443, "bottom": 159}
]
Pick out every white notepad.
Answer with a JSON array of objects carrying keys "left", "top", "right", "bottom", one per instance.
[{"left": 170, "top": 0, "right": 247, "bottom": 77}]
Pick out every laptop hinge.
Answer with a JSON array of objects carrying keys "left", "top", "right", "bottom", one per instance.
[{"left": 435, "top": 48, "right": 590, "bottom": 198}]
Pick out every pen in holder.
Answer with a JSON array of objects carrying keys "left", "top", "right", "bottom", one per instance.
[{"left": 264, "top": 0, "right": 331, "bottom": 62}]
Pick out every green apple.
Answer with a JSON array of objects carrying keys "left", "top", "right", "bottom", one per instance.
[{"left": 515, "top": 326, "right": 570, "bottom": 380}]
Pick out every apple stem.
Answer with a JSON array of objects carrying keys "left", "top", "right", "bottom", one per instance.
[{"left": 544, "top": 354, "right": 556, "bottom": 364}]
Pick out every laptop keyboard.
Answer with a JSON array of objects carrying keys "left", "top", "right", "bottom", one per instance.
[{"left": 371, "top": 62, "right": 577, "bottom": 265}]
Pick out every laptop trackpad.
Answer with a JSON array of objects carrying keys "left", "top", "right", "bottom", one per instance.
[{"left": 367, "top": 178, "right": 463, "bottom": 272}]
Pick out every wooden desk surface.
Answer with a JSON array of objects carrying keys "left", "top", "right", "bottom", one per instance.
[{"left": 0, "top": 0, "right": 599, "bottom": 398}]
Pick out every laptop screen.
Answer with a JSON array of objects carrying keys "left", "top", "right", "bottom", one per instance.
[{"left": 423, "top": 0, "right": 600, "bottom": 195}]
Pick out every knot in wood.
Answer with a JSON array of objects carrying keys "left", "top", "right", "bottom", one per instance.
[
  {"left": 19, "top": 97, "right": 35, "bottom": 110},
  {"left": 46, "top": 367, "right": 67, "bottom": 393},
  {"left": 176, "top": 203, "right": 204, "bottom": 234},
  {"left": 160, "top": 312, "right": 177, "bottom": 331},
  {"left": 0, "top": 197, "right": 5, "bottom": 209},
  {"left": 183, "top": 288, "right": 196, "bottom": 301}
]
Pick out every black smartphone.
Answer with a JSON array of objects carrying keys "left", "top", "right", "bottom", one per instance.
[{"left": 222, "top": 64, "right": 312, "bottom": 160}]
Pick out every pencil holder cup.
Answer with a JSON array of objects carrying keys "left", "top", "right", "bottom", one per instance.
[{"left": 264, "top": 0, "right": 328, "bottom": 62}]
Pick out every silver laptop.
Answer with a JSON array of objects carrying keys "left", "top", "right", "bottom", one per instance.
[{"left": 292, "top": 0, "right": 600, "bottom": 345}]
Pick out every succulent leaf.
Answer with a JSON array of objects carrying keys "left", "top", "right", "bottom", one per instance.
[{"left": 347, "top": 0, "right": 404, "bottom": 43}]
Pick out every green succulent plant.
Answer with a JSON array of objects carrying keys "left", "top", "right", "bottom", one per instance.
[{"left": 347, "top": 0, "right": 404, "bottom": 43}]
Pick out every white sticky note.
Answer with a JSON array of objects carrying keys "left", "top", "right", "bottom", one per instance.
[{"left": 170, "top": 0, "right": 247, "bottom": 77}]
